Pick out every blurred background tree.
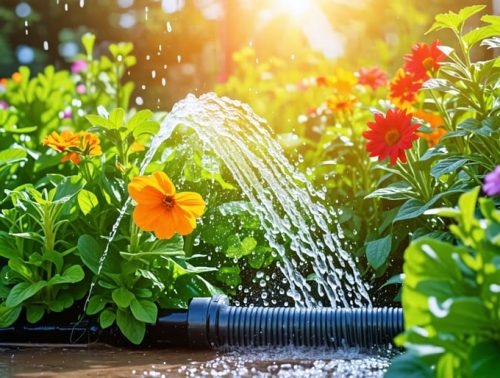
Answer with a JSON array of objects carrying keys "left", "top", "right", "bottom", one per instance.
[{"left": 0, "top": 0, "right": 490, "bottom": 110}]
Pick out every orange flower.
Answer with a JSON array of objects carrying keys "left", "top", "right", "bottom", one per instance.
[
  {"left": 61, "top": 151, "right": 81, "bottom": 164},
  {"left": 389, "top": 69, "right": 423, "bottom": 109},
  {"left": 43, "top": 130, "right": 81, "bottom": 151},
  {"left": 331, "top": 68, "right": 357, "bottom": 94},
  {"left": 0, "top": 78, "right": 7, "bottom": 88},
  {"left": 414, "top": 110, "right": 447, "bottom": 147},
  {"left": 80, "top": 132, "right": 102, "bottom": 157},
  {"left": 128, "top": 172, "right": 205, "bottom": 239},
  {"left": 404, "top": 40, "right": 446, "bottom": 80},
  {"left": 11, "top": 72, "right": 22, "bottom": 84},
  {"left": 43, "top": 130, "right": 102, "bottom": 164},
  {"left": 327, "top": 94, "right": 357, "bottom": 114},
  {"left": 363, "top": 108, "right": 420, "bottom": 165}
]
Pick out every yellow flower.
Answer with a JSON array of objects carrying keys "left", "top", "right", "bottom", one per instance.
[
  {"left": 327, "top": 94, "right": 358, "bottom": 114},
  {"left": 128, "top": 172, "right": 205, "bottom": 239}
]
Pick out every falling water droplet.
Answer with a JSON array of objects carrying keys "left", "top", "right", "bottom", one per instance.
[
  {"left": 79, "top": 0, "right": 85, "bottom": 7},
  {"left": 64, "top": 3, "right": 69, "bottom": 11},
  {"left": 166, "top": 21, "right": 172, "bottom": 32},
  {"left": 144, "top": 6, "right": 149, "bottom": 21},
  {"left": 151, "top": 70, "right": 156, "bottom": 79},
  {"left": 43, "top": 41, "right": 49, "bottom": 51},
  {"left": 161, "top": 78, "right": 166, "bottom": 87},
  {"left": 177, "top": 55, "right": 182, "bottom": 63}
]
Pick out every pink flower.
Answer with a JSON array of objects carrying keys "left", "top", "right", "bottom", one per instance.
[
  {"left": 59, "top": 109, "right": 72, "bottom": 119},
  {"left": 483, "top": 166, "right": 500, "bottom": 196},
  {"left": 71, "top": 60, "right": 88, "bottom": 74},
  {"left": 357, "top": 67, "right": 388, "bottom": 91},
  {"left": 76, "top": 84, "right": 86, "bottom": 94},
  {"left": 0, "top": 100, "right": 8, "bottom": 109}
]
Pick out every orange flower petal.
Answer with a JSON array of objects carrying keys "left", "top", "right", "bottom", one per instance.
[
  {"left": 152, "top": 171, "right": 176, "bottom": 195},
  {"left": 133, "top": 204, "right": 165, "bottom": 231},
  {"left": 174, "top": 192, "right": 206, "bottom": 218},
  {"left": 128, "top": 176, "right": 167, "bottom": 204}
]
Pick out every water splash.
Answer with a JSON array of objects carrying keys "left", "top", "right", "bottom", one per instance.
[{"left": 89, "top": 93, "right": 371, "bottom": 309}]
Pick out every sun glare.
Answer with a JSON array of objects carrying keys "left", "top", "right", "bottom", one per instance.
[{"left": 276, "top": 0, "right": 313, "bottom": 19}]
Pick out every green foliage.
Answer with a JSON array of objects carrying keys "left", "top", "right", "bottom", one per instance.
[{"left": 387, "top": 188, "right": 500, "bottom": 377}]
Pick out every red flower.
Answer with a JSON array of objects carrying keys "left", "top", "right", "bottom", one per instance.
[
  {"left": 357, "top": 67, "right": 387, "bottom": 91},
  {"left": 389, "top": 69, "right": 423, "bottom": 108},
  {"left": 404, "top": 40, "right": 446, "bottom": 80},
  {"left": 363, "top": 108, "right": 420, "bottom": 165}
]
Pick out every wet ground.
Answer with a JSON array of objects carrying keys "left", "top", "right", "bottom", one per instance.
[{"left": 0, "top": 345, "right": 393, "bottom": 377}]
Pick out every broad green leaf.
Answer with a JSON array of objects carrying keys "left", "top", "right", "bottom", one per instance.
[
  {"left": 216, "top": 266, "right": 242, "bottom": 287},
  {"left": 26, "top": 305, "right": 45, "bottom": 323},
  {"left": 366, "top": 235, "right": 392, "bottom": 270},
  {"left": 132, "top": 121, "right": 159, "bottom": 138},
  {"left": 126, "top": 109, "right": 153, "bottom": 130},
  {"left": 77, "top": 189, "right": 99, "bottom": 215},
  {"left": 112, "top": 287, "right": 135, "bottom": 308},
  {"left": 53, "top": 175, "right": 85, "bottom": 203},
  {"left": 427, "top": 5, "right": 486, "bottom": 34},
  {"left": 109, "top": 108, "right": 125, "bottom": 128},
  {"left": 100, "top": 309, "right": 116, "bottom": 329},
  {"left": 0, "top": 231, "right": 19, "bottom": 259},
  {"left": 86, "top": 114, "right": 114, "bottom": 129},
  {"left": 6, "top": 281, "right": 48, "bottom": 307},
  {"left": 48, "top": 265, "right": 85, "bottom": 285},
  {"left": 385, "top": 352, "right": 433, "bottom": 378},
  {"left": 129, "top": 299, "right": 157, "bottom": 324},
  {"left": 470, "top": 341, "right": 500, "bottom": 378},
  {"left": 0, "top": 148, "right": 28, "bottom": 167},
  {"left": 116, "top": 309, "right": 145, "bottom": 345},
  {"left": 365, "top": 182, "right": 415, "bottom": 200},
  {"left": 78, "top": 234, "right": 120, "bottom": 275},
  {"left": 0, "top": 303, "right": 22, "bottom": 327},
  {"left": 464, "top": 25, "right": 500, "bottom": 49},
  {"left": 86, "top": 295, "right": 107, "bottom": 315},
  {"left": 431, "top": 157, "right": 469, "bottom": 179}
]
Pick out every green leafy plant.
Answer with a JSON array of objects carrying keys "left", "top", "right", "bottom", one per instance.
[
  {"left": 386, "top": 187, "right": 500, "bottom": 377},
  {"left": 0, "top": 176, "right": 86, "bottom": 326}
]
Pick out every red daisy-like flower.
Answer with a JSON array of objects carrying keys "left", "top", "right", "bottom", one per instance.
[
  {"left": 389, "top": 69, "right": 423, "bottom": 108},
  {"left": 404, "top": 40, "right": 446, "bottom": 80},
  {"left": 363, "top": 108, "right": 420, "bottom": 165},
  {"left": 357, "top": 66, "right": 388, "bottom": 91}
]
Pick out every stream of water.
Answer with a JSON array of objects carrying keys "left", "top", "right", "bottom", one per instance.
[{"left": 91, "top": 92, "right": 371, "bottom": 309}]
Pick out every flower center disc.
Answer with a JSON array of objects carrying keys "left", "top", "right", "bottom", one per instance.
[
  {"left": 384, "top": 129, "right": 401, "bottom": 146},
  {"left": 163, "top": 195, "right": 175, "bottom": 209}
]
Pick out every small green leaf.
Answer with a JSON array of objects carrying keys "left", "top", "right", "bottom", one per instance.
[
  {"left": 0, "top": 303, "right": 22, "bottom": 327},
  {"left": 100, "top": 309, "right": 116, "bottom": 329},
  {"left": 366, "top": 235, "right": 392, "bottom": 270},
  {"left": 48, "top": 265, "right": 85, "bottom": 285},
  {"left": 77, "top": 190, "right": 99, "bottom": 215},
  {"left": 116, "top": 309, "right": 145, "bottom": 345},
  {"left": 130, "top": 299, "right": 157, "bottom": 324},
  {"left": 86, "top": 295, "right": 107, "bottom": 315},
  {"left": 26, "top": 305, "right": 45, "bottom": 323},
  {"left": 112, "top": 287, "right": 135, "bottom": 308}
]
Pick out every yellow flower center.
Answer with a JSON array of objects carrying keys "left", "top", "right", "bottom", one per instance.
[
  {"left": 422, "top": 57, "right": 434, "bottom": 70},
  {"left": 384, "top": 129, "right": 401, "bottom": 146},
  {"left": 163, "top": 195, "right": 175, "bottom": 209}
]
